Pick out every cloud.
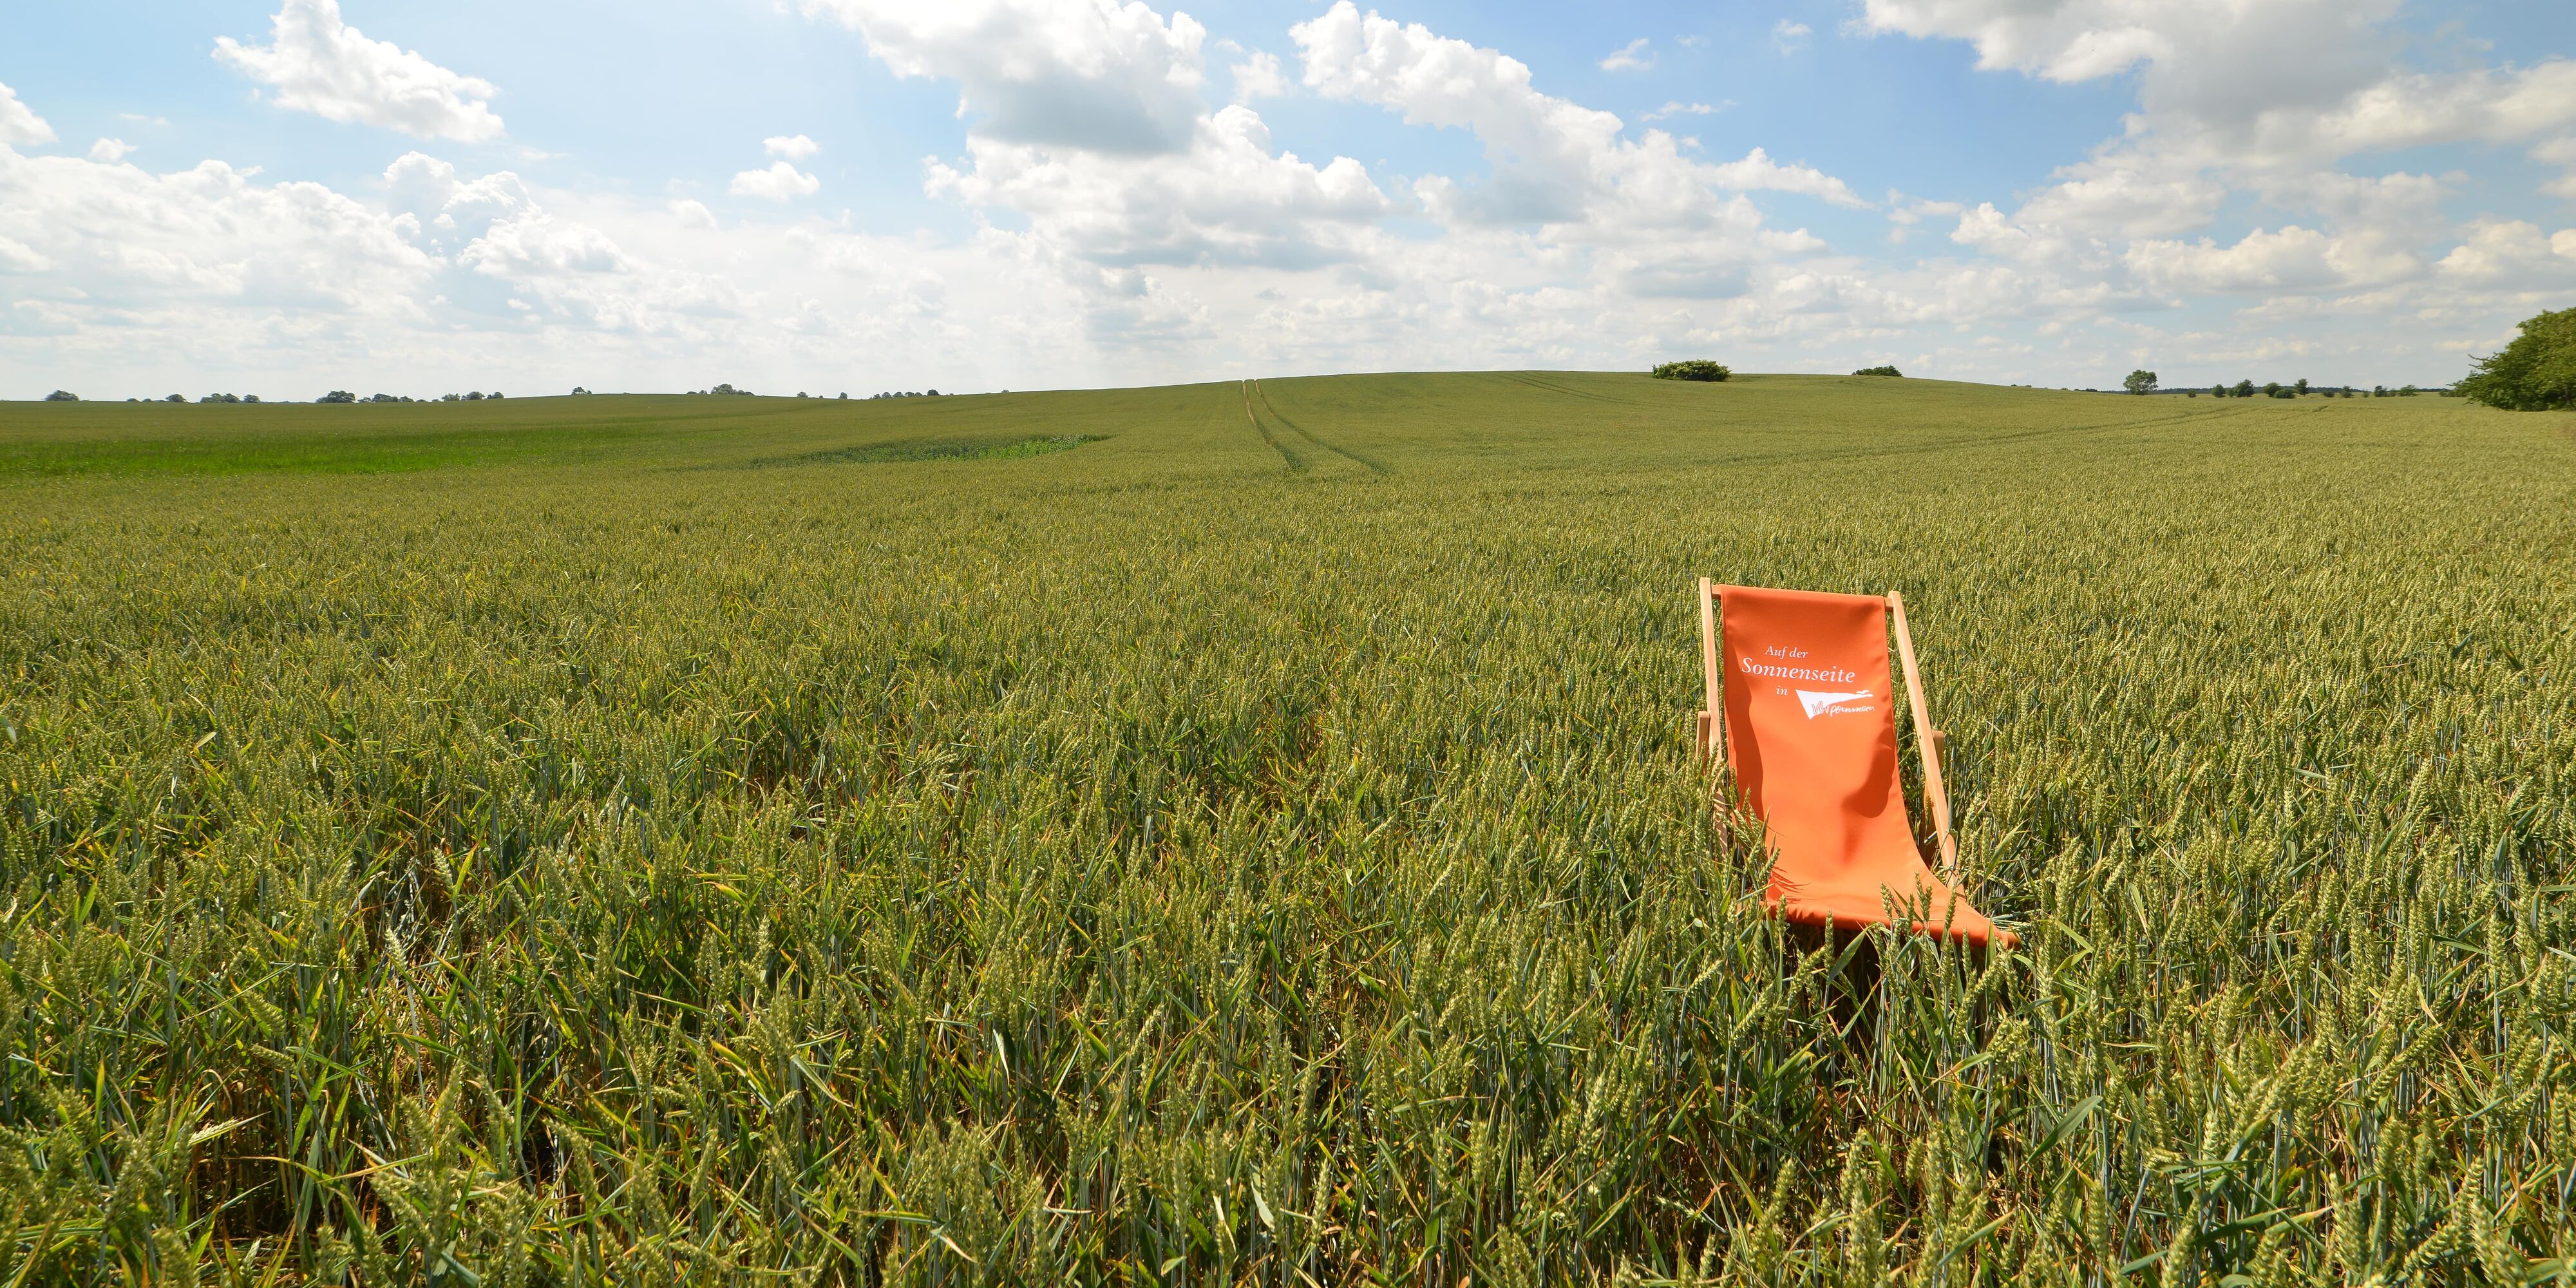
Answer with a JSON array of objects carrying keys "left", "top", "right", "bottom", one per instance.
[
  {"left": 2012, "top": 160, "right": 2224, "bottom": 239},
  {"left": 0, "top": 146, "right": 435, "bottom": 311},
  {"left": 0, "top": 81, "right": 55, "bottom": 147},
  {"left": 2535, "top": 137, "right": 2576, "bottom": 200},
  {"left": 1855, "top": 0, "right": 2576, "bottom": 169},
  {"left": 1640, "top": 101, "right": 1720, "bottom": 122},
  {"left": 731, "top": 162, "right": 822, "bottom": 201},
  {"left": 788, "top": 0, "right": 1394, "bottom": 332},
  {"left": 1295, "top": 5, "right": 1861, "bottom": 221},
  {"left": 89, "top": 138, "right": 136, "bottom": 164},
  {"left": 1842, "top": 0, "right": 2576, "bottom": 366},
  {"left": 2432, "top": 218, "right": 2576, "bottom": 285},
  {"left": 378, "top": 151, "right": 750, "bottom": 334},
  {"left": 213, "top": 0, "right": 504, "bottom": 141},
  {"left": 798, "top": 0, "right": 1208, "bottom": 155},
  {"left": 1706, "top": 147, "right": 1870, "bottom": 208},
  {"left": 764, "top": 134, "right": 820, "bottom": 160},
  {"left": 1773, "top": 19, "right": 1812, "bottom": 53},
  {"left": 1231, "top": 50, "right": 1289, "bottom": 102},
  {"left": 670, "top": 199, "right": 719, "bottom": 231},
  {"left": 1599, "top": 39, "right": 1653, "bottom": 73},
  {"left": 1884, "top": 192, "right": 1964, "bottom": 243},
  {"left": 928, "top": 104, "right": 1389, "bottom": 269},
  {"left": 2125, "top": 226, "right": 2347, "bottom": 294}
]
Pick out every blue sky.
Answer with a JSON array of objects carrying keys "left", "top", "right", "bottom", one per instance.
[{"left": 5, "top": 0, "right": 2575, "bottom": 398}]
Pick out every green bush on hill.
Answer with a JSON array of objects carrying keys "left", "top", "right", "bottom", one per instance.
[
  {"left": 1650, "top": 360, "right": 1731, "bottom": 382},
  {"left": 1852, "top": 365, "right": 1902, "bottom": 377},
  {"left": 2458, "top": 306, "right": 2576, "bottom": 410}
]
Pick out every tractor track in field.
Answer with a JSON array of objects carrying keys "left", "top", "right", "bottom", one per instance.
[
  {"left": 1240, "top": 379, "right": 1307, "bottom": 471},
  {"left": 1253, "top": 380, "right": 1390, "bottom": 475},
  {"left": 1497, "top": 372, "right": 1642, "bottom": 405}
]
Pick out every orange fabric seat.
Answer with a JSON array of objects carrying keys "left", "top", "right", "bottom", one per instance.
[{"left": 1697, "top": 582, "right": 2012, "bottom": 948}]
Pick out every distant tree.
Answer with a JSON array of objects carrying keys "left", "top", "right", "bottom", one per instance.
[
  {"left": 837, "top": 392, "right": 848, "bottom": 399},
  {"left": 2399, "top": 385, "right": 2420, "bottom": 397},
  {"left": 1651, "top": 360, "right": 1732, "bottom": 382},
  {"left": 2457, "top": 306, "right": 2576, "bottom": 411},
  {"left": 43, "top": 390, "right": 77, "bottom": 402},
  {"left": 2232, "top": 379, "right": 2254, "bottom": 397},
  {"left": 572, "top": 386, "right": 590, "bottom": 395},
  {"left": 244, "top": 394, "right": 261, "bottom": 404},
  {"left": 319, "top": 390, "right": 357, "bottom": 403},
  {"left": 490, "top": 392, "right": 504, "bottom": 400},
  {"left": 2210, "top": 383, "right": 2226, "bottom": 398},
  {"left": 2187, "top": 390, "right": 2199, "bottom": 397},
  {"left": 2260, "top": 381, "right": 2281, "bottom": 397},
  {"left": 166, "top": 393, "right": 185, "bottom": 403},
  {"left": 928, "top": 389, "right": 940, "bottom": 397},
  {"left": 1852, "top": 365, "right": 1902, "bottom": 377},
  {"left": 2292, "top": 377, "right": 2309, "bottom": 395},
  {"left": 2123, "top": 369, "right": 2158, "bottom": 395}
]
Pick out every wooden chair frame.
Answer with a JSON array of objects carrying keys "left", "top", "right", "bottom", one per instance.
[{"left": 1694, "top": 578, "right": 1957, "bottom": 875}]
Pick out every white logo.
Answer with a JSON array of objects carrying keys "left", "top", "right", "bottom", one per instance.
[{"left": 1795, "top": 688, "right": 1875, "bottom": 719}]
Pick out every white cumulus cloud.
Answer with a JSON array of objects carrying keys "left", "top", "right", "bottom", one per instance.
[
  {"left": 1295, "top": 4, "right": 1861, "bottom": 223},
  {"left": 0, "top": 82, "right": 55, "bottom": 147},
  {"left": 0, "top": 146, "right": 436, "bottom": 311},
  {"left": 2433, "top": 218, "right": 2576, "bottom": 285},
  {"left": 214, "top": 0, "right": 504, "bottom": 141},
  {"left": 88, "top": 138, "right": 136, "bottom": 164},
  {"left": 927, "top": 104, "right": 1388, "bottom": 268},
  {"left": 1856, "top": 0, "right": 2576, "bottom": 169},
  {"left": 798, "top": 0, "right": 1208, "bottom": 155},
  {"left": 1231, "top": 50, "right": 1289, "bottom": 102},
  {"left": 731, "top": 162, "right": 822, "bottom": 201},
  {"left": 1707, "top": 147, "right": 1870, "bottom": 209},
  {"left": 764, "top": 134, "right": 820, "bottom": 160}
]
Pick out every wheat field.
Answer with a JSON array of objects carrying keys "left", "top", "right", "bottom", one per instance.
[{"left": 2, "top": 374, "right": 2571, "bottom": 1284}]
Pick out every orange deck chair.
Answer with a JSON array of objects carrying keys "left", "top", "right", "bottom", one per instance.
[{"left": 1694, "top": 580, "right": 2013, "bottom": 948}]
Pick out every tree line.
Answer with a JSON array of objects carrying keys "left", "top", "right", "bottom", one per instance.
[{"left": 2123, "top": 370, "right": 2436, "bottom": 398}]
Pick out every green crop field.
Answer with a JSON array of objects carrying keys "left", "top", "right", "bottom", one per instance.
[{"left": 2, "top": 374, "right": 2571, "bottom": 1285}]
